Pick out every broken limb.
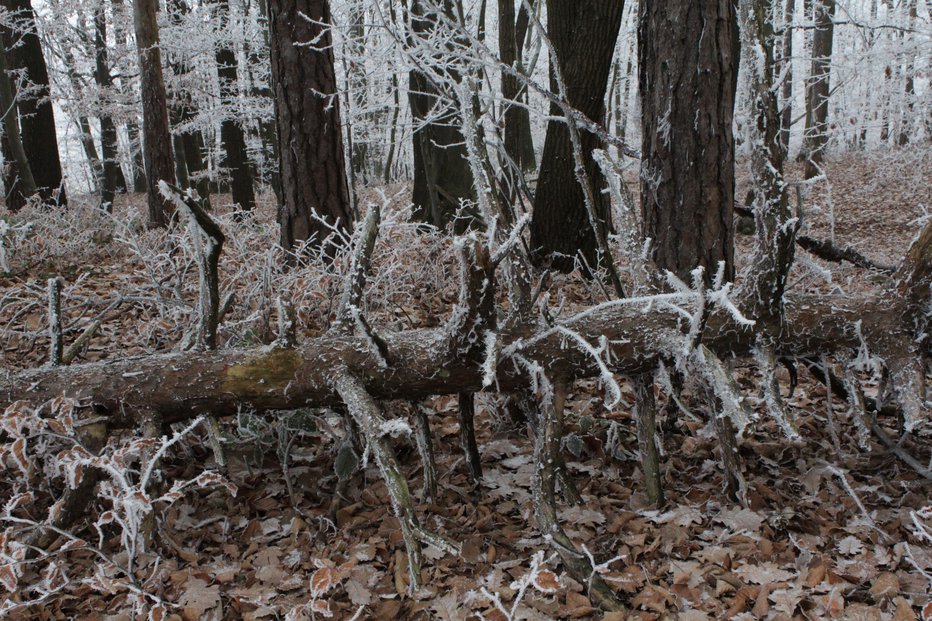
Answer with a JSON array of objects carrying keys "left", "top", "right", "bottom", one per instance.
[{"left": 333, "top": 371, "right": 459, "bottom": 591}]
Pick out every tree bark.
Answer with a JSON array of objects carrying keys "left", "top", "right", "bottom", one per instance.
[
  {"left": 93, "top": 1, "right": 125, "bottom": 209},
  {"left": 779, "top": 0, "right": 794, "bottom": 154},
  {"left": 268, "top": 0, "right": 353, "bottom": 254},
  {"left": 639, "top": 0, "right": 739, "bottom": 285},
  {"left": 133, "top": 0, "right": 176, "bottom": 226},
  {"left": 0, "top": 0, "right": 66, "bottom": 207},
  {"left": 1, "top": 289, "right": 918, "bottom": 428},
  {"left": 529, "top": 0, "right": 624, "bottom": 273},
  {"left": 498, "top": 0, "right": 535, "bottom": 173},
  {"left": 408, "top": 0, "right": 477, "bottom": 232},
  {"left": 801, "top": 0, "right": 835, "bottom": 179},
  {"left": 0, "top": 37, "right": 36, "bottom": 210},
  {"left": 213, "top": 0, "right": 256, "bottom": 213}
]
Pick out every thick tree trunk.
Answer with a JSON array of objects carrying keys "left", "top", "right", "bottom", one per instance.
[
  {"left": 408, "top": 0, "right": 477, "bottom": 233},
  {"left": 802, "top": 0, "right": 835, "bottom": 179},
  {"left": 133, "top": 0, "right": 176, "bottom": 226},
  {"left": 0, "top": 0, "right": 66, "bottom": 207},
  {"left": 213, "top": 0, "right": 255, "bottom": 212},
  {"left": 529, "top": 0, "right": 624, "bottom": 273},
  {"left": 268, "top": 0, "right": 353, "bottom": 253},
  {"left": 638, "top": 0, "right": 739, "bottom": 285}
]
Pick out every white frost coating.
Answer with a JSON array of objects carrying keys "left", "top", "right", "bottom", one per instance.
[
  {"left": 481, "top": 329, "right": 500, "bottom": 388},
  {"left": 693, "top": 344, "right": 754, "bottom": 434},
  {"left": 0, "top": 219, "right": 32, "bottom": 273},
  {"left": 378, "top": 419, "right": 413, "bottom": 438},
  {"left": 754, "top": 347, "right": 801, "bottom": 442},
  {"left": 554, "top": 326, "right": 622, "bottom": 409},
  {"left": 490, "top": 213, "right": 531, "bottom": 265}
]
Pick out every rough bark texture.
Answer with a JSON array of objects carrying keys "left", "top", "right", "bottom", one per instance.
[
  {"left": 638, "top": 0, "right": 739, "bottom": 285},
  {"left": 529, "top": 0, "right": 624, "bottom": 273},
  {"left": 94, "top": 5, "right": 122, "bottom": 210},
  {"left": 269, "top": 0, "right": 353, "bottom": 253},
  {"left": 167, "top": 0, "right": 210, "bottom": 207},
  {"left": 497, "top": 0, "right": 535, "bottom": 173},
  {"left": 0, "top": 292, "right": 913, "bottom": 428},
  {"left": 779, "top": 0, "right": 794, "bottom": 154},
  {"left": 133, "top": 0, "right": 176, "bottom": 226},
  {"left": 0, "top": 0, "right": 66, "bottom": 206},
  {"left": 802, "top": 0, "right": 835, "bottom": 179},
  {"left": 0, "top": 38, "right": 36, "bottom": 209},
  {"left": 213, "top": 0, "right": 256, "bottom": 212},
  {"left": 408, "top": 0, "right": 477, "bottom": 232}
]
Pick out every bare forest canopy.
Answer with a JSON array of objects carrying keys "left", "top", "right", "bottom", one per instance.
[{"left": 0, "top": 0, "right": 930, "bottom": 619}]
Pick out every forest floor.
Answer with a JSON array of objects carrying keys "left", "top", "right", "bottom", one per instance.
[{"left": 0, "top": 147, "right": 931, "bottom": 620}]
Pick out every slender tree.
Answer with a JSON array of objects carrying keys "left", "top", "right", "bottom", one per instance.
[
  {"left": 529, "top": 0, "right": 625, "bottom": 273},
  {"left": 0, "top": 38, "right": 35, "bottom": 210},
  {"left": 801, "top": 0, "right": 835, "bottom": 179},
  {"left": 268, "top": 0, "right": 353, "bottom": 253},
  {"left": 779, "top": 0, "right": 794, "bottom": 153},
  {"left": 407, "top": 0, "right": 476, "bottom": 232},
  {"left": 639, "top": 0, "right": 739, "bottom": 284},
  {"left": 213, "top": 0, "right": 255, "bottom": 213},
  {"left": 498, "top": 0, "right": 536, "bottom": 173},
  {"left": 133, "top": 0, "right": 175, "bottom": 226},
  {"left": 94, "top": 1, "right": 125, "bottom": 210},
  {"left": 0, "top": 0, "right": 66, "bottom": 206},
  {"left": 166, "top": 0, "right": 210, "bottom": 206}
]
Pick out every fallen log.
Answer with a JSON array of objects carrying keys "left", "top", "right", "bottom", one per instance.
[{"left": 0, "top": 293, "right": 918, "bottom": 426}]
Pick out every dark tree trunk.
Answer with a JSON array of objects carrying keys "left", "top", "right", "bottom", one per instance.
[
  {"left": 94, "top": 1, "right": 122, "bottom": 210},
  {"left": 167, "top": 0, "right": 211, "bottom": 207},
  {"left": 529, "top": 0, "right": 625, "bottom": 273},
  {"left": 498, "top": 0, "right": 536, "bottom": 173},
  {"left": 133, "top": 0, "right": 175, "bottom": 226},
  {"left": 897, "top": 0, "right": 917, "bottom": 146},
  {"left": 268, "top": 0, "right": 353, "bottom": 253},
  {"left": 779, "top": 0, "right": 794, "bottom": 154},
  {"left": 638, "top": 0, "right": 739, "bottom": 284},
  {"left": 802, "top": 0, "right": 835, "bottom": 179},
  {"left": 251, "top": 0, "right": 281, "bottom": 197},
  {"left": 0, "top": 0, "right": 66, "bottom": 207},
  {"left": 408, "top": 0, "right": 477, "bottom": 232},
  {"left": 213, "top": 0, "right": 256, "bottom": 213},
  {"left": 0, "top": 39, "right": 36, "bottom": 211}
]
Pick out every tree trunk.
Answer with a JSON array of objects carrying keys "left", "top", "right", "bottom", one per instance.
[
  {"left": 897, "top": 0, "right": 917, "bottom": 146},
  {"left": 408, "top": 0, "right": 477, "bottom": 233},
  {"left": 212, "top": 0, "right": 256, "bottom": 213},
  {"left": 801, "top": 0, "right": 835, "bottom": 179},
  {"left": 779, "top": 0, "right": 794, "bottom": 154},
  {"left": 638, "top": 0, "right": 739, "bottom": 285},
  {"left": 498, "top": 0, "right": 536, "bottom": 173},
  {"left": 529, "top": 0, "right": 625, "bottom": 273},
  {"left": 0, "top": 0, "right": 66, "bottom": 207},
  {"left": 167, "top": 0, "right": 210, "bottom": 207},
  {"left": 1, "top": 285, "right": 924, "bottom": 429},
  {"left": 268, "top": 0, "right": 353, "bottom": 254},
  {"left": 94, "top": 0, "right": 122, "bottom": 209},
  {"left": 0, "top": 38, "right": 36, "bottom": 210},
  {"left": 133, "top": 0, "right": 175, "bottom": 226}
]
